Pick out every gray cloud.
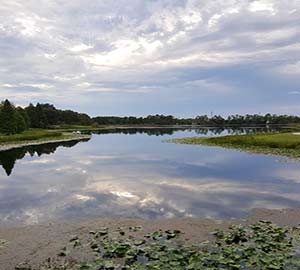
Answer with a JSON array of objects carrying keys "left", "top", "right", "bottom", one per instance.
[{"left": 0, "top": 0, "right": 299, "bottom": 115}]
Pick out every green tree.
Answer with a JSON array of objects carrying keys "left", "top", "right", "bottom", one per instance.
[
  {"left": 15, "top": 112, "right": 26, "bottom": 133},
  {"left": 0, "top": 99, "right": 17, "bottom": 135},
  {"left": 17, "top": 107, "right": 30, "bottom": 129}
]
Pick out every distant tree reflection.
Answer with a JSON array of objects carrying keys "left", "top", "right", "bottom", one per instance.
[
  {"left": 0, "top": 139, "right": 89, "bottom": 176},
  {"left": 0, "top": 127, "right": 282, "bottom": 176},
  {"left": 92, "top": 127, "right": 281, "bottom": 136}
]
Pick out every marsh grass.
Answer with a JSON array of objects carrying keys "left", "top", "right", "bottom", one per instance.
[
  {"left": 171, "top": 133, "right": 300, "bottom": 159},
  {"left": 0, "top": 129, "right": 89, "bottom": 147},
  {"left": 57, "top": 125, "right": 100, "bottom": 131},
  {"left": 0, "top": 129, "right": 63, "bottom": 144}
]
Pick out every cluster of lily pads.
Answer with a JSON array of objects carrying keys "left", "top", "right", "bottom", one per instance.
[{"left": 16, "top": 221, "right": 300, "bottom": 270}]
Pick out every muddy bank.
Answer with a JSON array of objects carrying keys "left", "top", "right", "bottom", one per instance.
[
  {"left": 0, "top": 208, "right": 300, "bottom": 269},
  {"left": 0, "top": 135, "right": 91, "bottom": 152}
]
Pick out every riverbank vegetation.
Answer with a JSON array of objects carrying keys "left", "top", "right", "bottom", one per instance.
[
  {"left": 0, "top": 129, "right": 90, "bottom": 152},
  {"left": 0, "top": 129, "right": 62, "bottom": 144},
  {"left": 15, "top": 221, "right": 300, "bottom": 269},
  {"left": 1, "top": 99, "right": 300, "bottom": 150},
  {"left": 0, "top": 99, "right": 93, "bottom": 136},
  {"left": 2, "top": 100, "right": 300, "bottom": 133},
  {"left": 172, "top": 133, "right": 300, "bottom": 159},
  {"left": 93, "top": 114, "right": 300, "bottom": 127}
]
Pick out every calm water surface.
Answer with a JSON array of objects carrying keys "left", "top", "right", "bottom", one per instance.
[{"left": 0, "top": 128, "right": 300, "bottom": 226}]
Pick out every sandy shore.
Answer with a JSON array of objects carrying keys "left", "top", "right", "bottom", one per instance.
[
  {"left": 0, "top": 135, "right": 92, "bottom": 152},
  {"left": 1, "top": 208, "right": 300, "bottom": 269}
]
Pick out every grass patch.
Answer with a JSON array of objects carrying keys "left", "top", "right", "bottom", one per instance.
[
  {"left": 0, "top": 129, "right": 62, "bottom": 144},
  {"left": 0, "top": 129, "right": 89, "bottom": 147},
  {"left": 171, "top": 133, "right": 300, "bottom": 159},
  {"left": 57, "top": 125, "right": 104, "bottom": 132},
  {"left": 16, "top": 221, "right": 300, "bottom": 269}
]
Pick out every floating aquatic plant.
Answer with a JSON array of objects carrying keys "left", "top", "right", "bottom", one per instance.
[{"left": 17, "top": 221, "right": 300, "bottom": 270}]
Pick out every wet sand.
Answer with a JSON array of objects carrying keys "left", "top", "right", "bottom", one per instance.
[{"left": 1, "top": 208, "right": 300, "bottom": 270}]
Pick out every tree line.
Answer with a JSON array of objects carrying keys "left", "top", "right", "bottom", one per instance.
[
  {"left": 93, "top": 114, "right": 300, "bottom": 126},
  {"left": 0, "top": 100, "right": 92, "bottom": 135},
  {"left": 1, "top": 99, "right": 300, "bottom": 135},
  {"left": 0, "top": 100, "right": 30, "bottom": 135}
]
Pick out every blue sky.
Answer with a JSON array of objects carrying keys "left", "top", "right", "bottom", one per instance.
[{"left": 0, "top": 0, "right": 299, "bottom": 117}]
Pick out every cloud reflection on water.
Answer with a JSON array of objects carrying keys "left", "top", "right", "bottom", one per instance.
[{"left": 1, "top": 129, "right": 300, "bottom": 225}]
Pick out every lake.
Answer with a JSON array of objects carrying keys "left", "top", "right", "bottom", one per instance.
[{"left": 1, "top": 127, "right": 300, "bottom": 226}]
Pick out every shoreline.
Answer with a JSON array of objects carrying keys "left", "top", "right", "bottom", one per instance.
[
  {"left": 0, "top": 134, "right": 92, "bottom": 152},
  {"left": 60, "top": 124, "right": 295, "bottom": 130},
  {"left": 170, "top": 133, "right": 300, "bottom": 159},
  {"left": 1, "top": 208, "right": 300, "bottom": 270}
]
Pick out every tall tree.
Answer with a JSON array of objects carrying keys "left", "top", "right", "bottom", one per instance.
[
  {"left": 17, "top": 107, "right": 30, "bottom": 129},
  {"left": 15, "top": 112, "right": 26, "bottom": 133},
  {"left": 0, "top": 100, "right": 17, "bottom": 135}
]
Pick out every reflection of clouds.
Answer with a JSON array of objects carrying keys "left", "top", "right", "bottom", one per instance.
[
  {"left": 63, "top": 173, "right": 300, "bottom": 221},
  {"left": 84, "top": 154, "right": 166, "bottom": 163},
  {"left": 158, "top": 179, "right": 243, "bottom": 192},
  {"left": 111, "top": 191, "right": 137, "bottom": 199},
  {"left": 86, "top": 155, "right": 122, "bottom": 160},
  {"left": 157, "top": 178, "right": 300, "bottom": 203},
  {"left": 55, "top": 165, "right": 75, "bottom": 172},
  {"left": 74, "top": 194, "right": 95, "bottom": 202},
  {"left": 1, "top": 131, "right": 300, "bottom": 225},
  {"left": 20, "top": 158, "right": 56, "bottom": 165},
  {"left": 3, "top": 159, "right": 300, "bottom": 224},
  {"left": 2, "top": 170, "right": 300, "bottom": 224},
  {"left": 22, "top": 209, "right": 42, "bottom": 225},
  {"left": 47, "top": 188, "right": 58, "bottom": 193},
  {"left": 78, "top": 160, "right": 93, "bottom": 165},
  {"left": 272, "top": 169, "right": 300, "bottom": 183},
  {"left": 55, "top": 165, "right": 88, "bottom": 175}
]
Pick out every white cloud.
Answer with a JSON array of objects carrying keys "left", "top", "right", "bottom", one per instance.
[
  {"left": 69, "top": 44, "right": 94, "bottom": 52},
  {"left": 21, "top": 83, "right": 54, "bottom": 89},
  {"left": 15, "top": 16, "right": 40, "bottom": 36},
  {"left": 0, "top": 0, "right": 299, "bottom": 115},
  {"left": 81, "top": 38, "right": 163, "bottom": 68},
  {"left": 44, "top": 53, "right": 56, "bottom": 59},
  {"left": 1, "top": 83, "right": 18, "bottom": 88},
  {"left": 253, "top": 27, "right": 300, "bottom": 44},
  {"left": 249, "top": 0, "right": 276, "bottom": 14}
]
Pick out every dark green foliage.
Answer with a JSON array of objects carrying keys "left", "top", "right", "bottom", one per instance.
[
  {"left": 2, "top": 99, "right": 300, "bottom": 131},
  {"left": 0, "top": 100, "right": 31, "bottom": 135},
  {"left": 93, "top": 113, "right": 300, "bottom": 127},
  {"left": 15, "top": 112, "right": 26, "bottom": 133},
  {"left": 93, "top": 115, "right": 179, "bottom": 126},
  {"left": 15, "top": 103, "right": 194, "bottom": 128},
  {"left": 0, "top": 100, "right": 17, "bottom": 134},
  {"left": 17, "top": 107, "right": 30, "bottom": 129},
  {"left": 0, "top": 100, "right": 93, "bottom": 130},
  {"left": 0, "top": 100, "right": 29, "bottom": 135},
  {"left": 0, "top": 148, "right": 25, "bottom": 176},
  {"left": 24, "top": 103, "right": 92, "bottom": 128},
  {"left": 25, "top": 103, "right": 47, "bottom": 128}
]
